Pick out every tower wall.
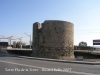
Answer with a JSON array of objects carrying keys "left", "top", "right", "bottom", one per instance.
[{"left": 32, "top": 20, "right": 74, "bottom": 59}]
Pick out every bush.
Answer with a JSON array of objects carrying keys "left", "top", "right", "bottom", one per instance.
[{"left": 74, "top": 46, "right": 95, "bottom": 50}]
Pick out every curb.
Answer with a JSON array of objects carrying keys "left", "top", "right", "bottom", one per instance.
[{"left": 12, "top": 55, "right": 100, "bottom": 65}]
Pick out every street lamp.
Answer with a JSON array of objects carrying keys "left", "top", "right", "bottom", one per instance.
[
  {"left": 17, "top": 37, "right": 23, "bottom": 49},
  {"left": 24, "top": 33, "right": 31, "bottom": 49},
  {"left": 17, "top": 37, "right": 23, "bottom": 43},
  {"left": 8, "top": 36, "right": 13, "bottom": 46}
]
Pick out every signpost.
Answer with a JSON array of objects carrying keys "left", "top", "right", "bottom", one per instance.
[
  {"left": 93, "top": 39, "right": 100, "bottom": 54},
  {"left": 93, "top": 39, "right": 100, "bottom": 45},
  {"left": 77, "top": 56, "right": 83, "bottom": 61}
]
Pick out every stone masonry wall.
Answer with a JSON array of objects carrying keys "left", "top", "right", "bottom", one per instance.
[
  {"left": 32, "top": 20, "right": 74, "bottom": 60},
  {"left": 32, "top": 22, "right": 41, "bottom": 56}
]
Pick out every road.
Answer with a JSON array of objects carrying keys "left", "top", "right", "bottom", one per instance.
[{"left": 0, "top": 54, "right": 100, "bottom": 75}]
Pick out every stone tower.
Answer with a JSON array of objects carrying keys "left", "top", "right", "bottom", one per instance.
[{"left": 32, "top": 20, "right": 74, "bottom": 60}]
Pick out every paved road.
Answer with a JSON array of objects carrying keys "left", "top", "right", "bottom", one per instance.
[{"left": 0, "top": 54, "right": 100, "bottom": 75}]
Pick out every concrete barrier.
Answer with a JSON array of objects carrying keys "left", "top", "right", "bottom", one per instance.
[{"left": 7, "top": 49, "right": 32, "bottom": 56}]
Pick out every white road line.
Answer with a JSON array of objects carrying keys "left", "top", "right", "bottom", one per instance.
[
  {"left": 93, "top": 65, "right": 100, "bottom": 66},
  {"left": 0, "top": 60, "right": 99, "bottom": 75}
]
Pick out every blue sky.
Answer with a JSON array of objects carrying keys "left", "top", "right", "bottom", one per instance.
[{"left": 0, "top": 0, "right": 100, "bottom": 46}]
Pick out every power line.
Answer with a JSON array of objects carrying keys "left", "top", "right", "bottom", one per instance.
[
  {"left": 1, "top": 29, "right": 100, "bottom": 37},
  {"left": 2, "top": 32, "right": 32, "bottom": 36},
  {"left": 75, "top": 31, "right": 100, "bottom": 33},
  {"left": 75, "top": 29, "right": 100, "bottom": 31}
]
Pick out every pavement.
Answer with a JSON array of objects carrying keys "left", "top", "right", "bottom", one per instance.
[
  {"left": 0, "top": 49, "right": 100, "bottom": 75},
  {"left": 0, "top": 49, "right": 100, "bottom": 65},
  {"left": 0, "top": 48, "right": 8, "bottom": 54},
  {"left": 0, "top": 53, "right": 100, "bottom": 75}
]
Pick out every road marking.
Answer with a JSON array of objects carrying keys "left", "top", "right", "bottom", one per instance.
[
  {"left": 93, "top": 65, "right": 100, "bottom": 66},
  {"left": 0, "top": 60, "right": 99, "bottom": 75}
]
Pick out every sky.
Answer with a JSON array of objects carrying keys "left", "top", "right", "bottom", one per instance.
[{"left": 0, "top": 0, "right": 100, "bottom": 46}]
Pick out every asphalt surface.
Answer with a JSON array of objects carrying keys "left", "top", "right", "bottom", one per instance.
[{"left": 0, "top": 53, "right": 100, "bottom": 75}]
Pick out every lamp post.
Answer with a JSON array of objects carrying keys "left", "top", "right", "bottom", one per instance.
[
  {"left": 18, "top": 37, "right": 23, "bottom": 49},
  {"left": 8, "top": 36, "right": 13, "bottom": 46},
  {"left": 24, "top": 33, "right": 31, "bottom": 49}
]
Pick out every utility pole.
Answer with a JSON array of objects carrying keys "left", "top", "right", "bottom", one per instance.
[{"left": 24, "top": 33, "right": 31, "bottom": 49}]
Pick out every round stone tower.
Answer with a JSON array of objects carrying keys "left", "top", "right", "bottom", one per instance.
[
  {"left": 37, "top": 20, "right": 74, "bottom": 59},
  {"left": 33, "top": 20, "right": 74, "bottom": 59}
]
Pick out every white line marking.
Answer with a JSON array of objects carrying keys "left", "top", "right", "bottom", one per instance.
[
  {"left": 93, "top": 65, "right": 100, "bottom": 66},
  {"left": 0, "top": 60, "right": 99, "bottom": 75}
]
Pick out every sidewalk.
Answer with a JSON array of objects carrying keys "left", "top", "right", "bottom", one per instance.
[
  {"left": 0, "top": 50, "right": 100, "bottom": 65},
  {"left": 0, "top": 49, "right": 8, "bottom": 54}
]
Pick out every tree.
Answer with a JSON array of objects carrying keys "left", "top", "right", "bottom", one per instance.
[
  {"left": 79, "top": 41, "right": 87, "bottom": 47},
  {"left": 16, "top": 41, "right": 26, "bottom": 47}
]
